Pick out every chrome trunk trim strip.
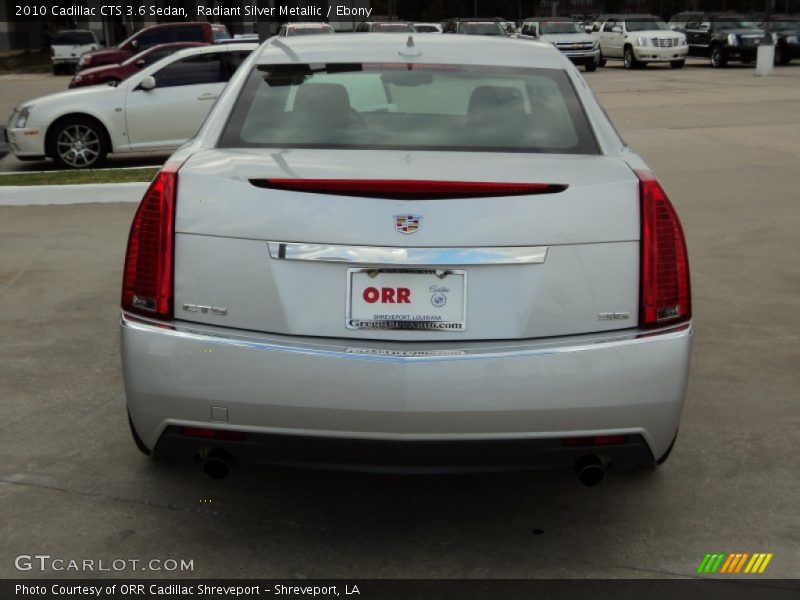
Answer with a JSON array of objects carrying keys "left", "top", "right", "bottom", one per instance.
[{"left": 267, "top": 242, "right": 548, "bottom": 265}]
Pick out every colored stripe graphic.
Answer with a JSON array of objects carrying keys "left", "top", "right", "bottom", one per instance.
[
  {"left": 720, "top": 554, "right": 736, "bottom": 573},
  {"left": 758, "top": 554, "right": 773, "bottom": 573},
  {"left": 734, "top": 553, "right": 749, "bottom": 573},
  {"left": 745, "top": 554, "right": 760, "bottom": 573},
  {"left": 710, "top": 553, "right": 726, "bottom": 573},
  {"left": 703, "top": 552, "right": 773, "bottom": 575},
  {"left": 697, "top": 554, "right": 712, "bottom": 574}
]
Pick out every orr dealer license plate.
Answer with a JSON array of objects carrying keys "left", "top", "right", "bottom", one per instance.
[{"left": 346, "top": 268, "right": 467, "bottom": 331}]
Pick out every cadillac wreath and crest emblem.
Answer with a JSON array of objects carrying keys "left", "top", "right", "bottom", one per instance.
[{"left": 395, "top": 214, "right": 421, "bottom": 234}]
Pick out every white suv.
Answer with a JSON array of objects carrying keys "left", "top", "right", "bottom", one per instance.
[
  {"left": 50, "top": 29, "right": 100, "bottom": 75},
  {"left": 593, "top": 15, "right": 688, "bottom": 69}
]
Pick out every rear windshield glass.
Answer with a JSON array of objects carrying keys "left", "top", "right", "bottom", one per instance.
[
  {"left": 52, "top": 31, "right": 95, "bottom": 45},
  {"left": 212, "top": 27, "right": 231, "bottom": 41},
  {"left": 710, "top": 19, "right": 753, "bottom": 28},
  {"left": 288, "top": 26, "right": 334, "bottom": 35},
  {"left": 770, "top": 21, "right": 800, "bottom": 30},
  {"left": 373, "top": 23, "right": 415, "bottom": 32},
  {"left": 462, "top": 23, "right": 505, "bottom": 35},
  {"left": 220, "top": 63, "right": 598, "bottom": 154}
]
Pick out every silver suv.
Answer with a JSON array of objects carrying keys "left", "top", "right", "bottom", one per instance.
[{"left": 518, "top": 18, "right": 600, "bottom": 71}]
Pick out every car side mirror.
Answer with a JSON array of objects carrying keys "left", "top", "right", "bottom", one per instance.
[
  {"left": 136, "top": 59, "right": 146, "bottom": 68},
  {"left": 140, "top": 75, "right": 156, "bottom": 91},
  {"left": 100, "top": 39, "right": 106, "bottom": 46},
  {"left": 612, "top": 26, "right": 623, "bottom": 33}
]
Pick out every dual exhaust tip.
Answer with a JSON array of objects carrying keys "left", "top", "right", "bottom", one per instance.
[
  {"left": 575, "top": 454, "right": 607, "bottom": 487},
  {"left": 201, "top": 448, "right": 232, "bottom": 479},
  {"left": 200, "top": 447, "right": 607, "bottom": 486}
]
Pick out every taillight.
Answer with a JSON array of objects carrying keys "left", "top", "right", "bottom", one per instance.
[
  {"left": 121, "top": 163, "right": 181, "bottom": 319},
  {"left": 637, "top": 169, "right": 691, "bottom": 329}
]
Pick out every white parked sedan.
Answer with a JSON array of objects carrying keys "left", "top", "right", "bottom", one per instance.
[
  {"left": 6, "top": 43, "right": 256, "bottom": 169},
  {"left": 121, "top": 34, "right": 692, "bottom": 484}
]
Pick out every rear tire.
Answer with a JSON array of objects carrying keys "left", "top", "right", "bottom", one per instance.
[
  {"left": 670, "top": 60, "right": 685, "bottom": 69},
  {"left": 710, "top": 45, "right": 727, "bottom": 68},
  {"left": 52, "top": 64, "right": 61, "bottom": 75}
]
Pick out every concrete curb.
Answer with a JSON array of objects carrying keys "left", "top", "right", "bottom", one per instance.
[{"left": 0, "top": 182, "right": 147, "bottom": 206}]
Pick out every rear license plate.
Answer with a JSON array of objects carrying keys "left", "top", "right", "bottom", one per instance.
[{"left": 346, "top": 268, "right": 466, "bottom": 331}]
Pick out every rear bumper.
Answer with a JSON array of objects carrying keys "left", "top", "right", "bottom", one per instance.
[
  {"left": 155, "top": 428, "right": 657, "bottom": 472},
  {"left": 122, "top": 313, "right": 692, "bottom": 469}
]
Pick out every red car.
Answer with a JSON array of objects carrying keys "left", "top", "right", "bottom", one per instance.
[
  {"left": 77, "top": 22, "right": 229, "bottom": 71},
  {"left": 69, "top": 42, "right": 205, "bottom": 88}
]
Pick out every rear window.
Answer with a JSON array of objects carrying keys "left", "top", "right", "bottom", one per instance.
[
  {"left": 288, "top": 25, "right": 335, "bottom": 35},
  {"left": 52, "top": 31, "right": 96, "bottom": 45},
  {"left": 538, "top": 21, "right": 584, "bottom": 34},
  {"left": 175, "top": 25, "right": 206, "bottom": 43},
  {"left": 462, "top": 23, "right": 505, "bottom": 35},
  {"left": 373, "top": 23, "right": 415, "bottom": 32},
  {"left": 220, "top": 63, "right": 598, "bottom": 154},
  {"left": 625, "top": 19, "right": 669, "bottom": 31}
]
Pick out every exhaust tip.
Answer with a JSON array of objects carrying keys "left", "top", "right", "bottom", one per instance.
[
  {"left": 201, "top": 449, "right": 231, "bottom": 479},
  {"left": 575, "top": 455, "right": 607, "bottom": 487}
]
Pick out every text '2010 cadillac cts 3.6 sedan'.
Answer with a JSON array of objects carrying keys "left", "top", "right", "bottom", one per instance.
[{"left": 121, "top": 34, "right": 691, "bottom": 484}]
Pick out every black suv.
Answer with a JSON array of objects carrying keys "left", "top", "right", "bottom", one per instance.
[
  {"left": 685, "top": 14, "right": 765, "bottom": 67},
  {"left": 762, "top": 17, "right": 800, "bottom": 65}
]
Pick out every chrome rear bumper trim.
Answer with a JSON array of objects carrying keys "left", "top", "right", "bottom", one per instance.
[
  {"left": 121, "top": 312, "right": 691, "bottom": 364},
  {"left": 267, "top": 242, "right": 548, "bottom": 265}
]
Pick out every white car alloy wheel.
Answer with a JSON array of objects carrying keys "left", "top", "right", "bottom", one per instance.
[{"left": 51, "top": 119, "right": 106, "bottom": 169}]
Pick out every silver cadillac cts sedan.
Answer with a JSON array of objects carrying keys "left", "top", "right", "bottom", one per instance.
[{"left": 121, "top": 34, "right": 691, "bottom": 484}]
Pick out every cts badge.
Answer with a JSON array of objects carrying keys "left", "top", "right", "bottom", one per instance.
[{"left": 395, "top": 214, "right": 421, "bottom": 234}]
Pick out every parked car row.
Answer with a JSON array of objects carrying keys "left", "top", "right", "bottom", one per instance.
[
  {"left": 352, "top": 14, "right": 798, "bottom": 70},
  {"left": 17, "top": 15, "right": 799, "bottom": 172},
  {"left": 8, "top": 43, "right": 255, "bottom": 168}
]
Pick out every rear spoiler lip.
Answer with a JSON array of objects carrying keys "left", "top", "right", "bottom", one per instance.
[{"left": 249, "top": 178, "right": 568, "bottom": 200}]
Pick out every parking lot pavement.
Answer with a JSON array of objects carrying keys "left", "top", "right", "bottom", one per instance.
[{"left": 1, "top": 63, "right": 799, "bottom": 580}]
